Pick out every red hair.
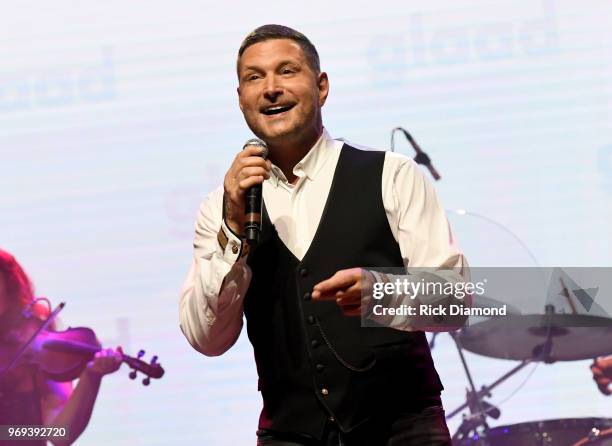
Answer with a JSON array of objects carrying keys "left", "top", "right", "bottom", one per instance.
[{"left": 0, "top": 249, "right": 49, "bottom": 319}]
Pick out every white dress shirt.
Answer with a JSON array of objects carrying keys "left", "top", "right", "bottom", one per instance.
[{"left": 179, "top": 129, "right": 466, "bottom": 356}]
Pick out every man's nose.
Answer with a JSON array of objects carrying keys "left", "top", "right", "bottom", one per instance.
[{"left": 263, "top": 75, "right": 283, "bottom": 102}]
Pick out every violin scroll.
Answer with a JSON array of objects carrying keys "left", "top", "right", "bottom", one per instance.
[{"left": 124, "top": 349, "right": 165, "bottom": 386}]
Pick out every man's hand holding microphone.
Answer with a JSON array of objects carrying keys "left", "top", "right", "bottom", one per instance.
[{"left": 223, "top": 139, "right": 271, "bottom": 244}]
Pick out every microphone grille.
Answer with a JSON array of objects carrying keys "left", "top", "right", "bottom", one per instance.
[{"left": 243, "top": 138, "right": 268, "bottom": 159}]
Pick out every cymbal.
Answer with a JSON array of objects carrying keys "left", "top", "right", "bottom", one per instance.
[{"left": 457, "top": 314, "right": 612, "bottom": 362}]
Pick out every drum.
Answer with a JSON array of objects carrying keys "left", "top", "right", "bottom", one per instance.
[
  {"left": 457, "top": 418, "right": 612, "bottom": 446},
  {"left": 573, "top": 428, "right": 612, "bottom": 446}
]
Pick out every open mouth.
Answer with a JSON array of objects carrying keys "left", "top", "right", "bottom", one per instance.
[{"left": 261, "top": 104, "right": 295, "bottom": 116}]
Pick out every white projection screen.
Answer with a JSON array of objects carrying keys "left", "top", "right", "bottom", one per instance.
[{"left": 1, "top": 1, "right": 611, "bottom": 444}]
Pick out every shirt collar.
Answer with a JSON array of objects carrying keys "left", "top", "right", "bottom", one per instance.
[{"left": 269, "top": 128, "right": 335, "bottom": 187}]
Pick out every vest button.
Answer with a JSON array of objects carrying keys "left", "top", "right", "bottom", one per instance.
[
  {"left": 300, "top": 268, "right": 309, "bottom": 277},
  {"left": 307, "top": 315, "right": 315, "bottom": 324},
  {"left": 303, "top": 292, "right": 311, "bottom": 301},
  {"left": 316, "top": 363, "right": 325, "bottom": 372},
  {"left": 329, "top": 416, "right": 336, "bottom": 423},
  {"left": 321, "top": 387, "right": 329, "bottom": 395},
  {"left": 311, "top": 339, "right": 319, "bottom": 348}
]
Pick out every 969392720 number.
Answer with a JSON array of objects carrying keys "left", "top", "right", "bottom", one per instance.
[{"left": 1, "top": 425, "right": 69, "bottom": 441}]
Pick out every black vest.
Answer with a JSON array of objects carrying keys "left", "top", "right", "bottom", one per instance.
[{"left": 244, "top": 145, "right": 443, "bottom": 439}]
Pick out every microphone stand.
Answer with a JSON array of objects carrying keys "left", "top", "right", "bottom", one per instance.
[{"left": 390, "top": 127, "right": 441, "bottom": 180}]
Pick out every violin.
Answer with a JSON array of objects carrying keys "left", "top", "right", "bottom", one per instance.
[{"left": 0, "top": 313, "right": 165, "bottom": 386}]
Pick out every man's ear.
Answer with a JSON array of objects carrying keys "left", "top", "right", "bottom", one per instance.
[
  {"left": 237, "top": 86, "right": 244, "bottom": 113},
  {"left": 318, "top": 72, "right": 329, "bottom": 107}
]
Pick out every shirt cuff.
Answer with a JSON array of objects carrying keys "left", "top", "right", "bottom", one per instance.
[{"left": 217, "top": 220, "right": 248, "bottom": 263}]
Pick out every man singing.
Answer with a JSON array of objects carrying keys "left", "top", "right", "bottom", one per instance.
[{"left": 179, "top": 24, "right": 466, "bottom": 445}]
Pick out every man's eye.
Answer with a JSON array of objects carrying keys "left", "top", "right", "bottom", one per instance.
[
  {"left": 282, "top": 68, "right": 294, "bottom": 74},
  {"left": 246, "top": 74, "right": 260, "bottom": 81}
]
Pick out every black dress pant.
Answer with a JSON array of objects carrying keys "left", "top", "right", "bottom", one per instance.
[{"left": 256, "top": 403, "right": 452, "bottom": 446}]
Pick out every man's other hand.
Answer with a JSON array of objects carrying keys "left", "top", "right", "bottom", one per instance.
[{"left": 312, "top": 268, "right": 375, "bottom": 317}]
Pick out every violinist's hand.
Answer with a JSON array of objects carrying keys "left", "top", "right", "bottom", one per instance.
[
  {"left": 86, "top": 347, "right": 123, "bottom": 378},
  {"left": 312, "top": 268, "right": 376, "bottom": 317}
]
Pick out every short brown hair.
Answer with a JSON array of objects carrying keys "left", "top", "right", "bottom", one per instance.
[{"left": 237, "top": 24, "right": 321, "bottom": 74}]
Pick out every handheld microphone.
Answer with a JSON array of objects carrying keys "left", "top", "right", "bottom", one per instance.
[{"left": 243, "top": 138, "right": 269, "bottom": 245}]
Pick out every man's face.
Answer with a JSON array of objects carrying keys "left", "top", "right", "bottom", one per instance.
[{"left": 237, "top": 39, "right": 328, "bottom": 145}]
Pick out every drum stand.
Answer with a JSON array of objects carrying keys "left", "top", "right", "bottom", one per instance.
[{"left": 447, "top": 306, "right": 557, "bottom": 445}]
